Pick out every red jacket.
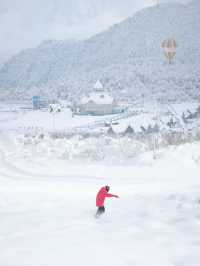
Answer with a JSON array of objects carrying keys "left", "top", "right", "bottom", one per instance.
[{"left": 96, "top": 186, "right": 117, "bottom": 207}]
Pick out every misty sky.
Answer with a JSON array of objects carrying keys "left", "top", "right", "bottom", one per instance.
[{"left": 0, "top": 0, "right": 191, "bottom": 63}]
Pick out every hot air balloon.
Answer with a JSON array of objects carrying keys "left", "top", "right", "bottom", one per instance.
[{"left": 162, "top": 39, "right": 177, "bottom": 64}]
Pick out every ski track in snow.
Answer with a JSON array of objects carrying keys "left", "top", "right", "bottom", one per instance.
[{"left": 0, "top": 134, "right": 200, "bottom": 266}]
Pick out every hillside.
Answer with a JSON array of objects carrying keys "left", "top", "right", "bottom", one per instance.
[{"left": 0, "top": 0, "right": 200, "bottom": 102}]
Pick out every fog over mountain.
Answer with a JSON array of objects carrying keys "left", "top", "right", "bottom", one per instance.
[
  {"left": 0, "top": 0, "right": 191, "bottom": 63},
  {"left": 0, "top": 0, "right": 199, "bottom": 104}
]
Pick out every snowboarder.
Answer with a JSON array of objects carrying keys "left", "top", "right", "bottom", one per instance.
[{"left": 95, "top": 186, "right": 119, "bottom": 218}]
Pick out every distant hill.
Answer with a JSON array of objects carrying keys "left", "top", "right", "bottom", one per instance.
[{"left": 0, "top": 0, "right": 200, "bottom": 102}]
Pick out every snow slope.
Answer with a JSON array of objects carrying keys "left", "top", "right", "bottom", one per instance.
[
  {"left": 0, "top": 133, "right": 200, "bottom": 266},
  {"left": 0, "top": 0, "right": 200, "bottom": 102}
]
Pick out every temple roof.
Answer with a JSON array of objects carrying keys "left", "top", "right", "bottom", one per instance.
[
  {"left": 80, "top": 92, "right": 113, "bottom": 105},
  {"left": 94, "top": 80, "right": 103, "bottom": 91}
]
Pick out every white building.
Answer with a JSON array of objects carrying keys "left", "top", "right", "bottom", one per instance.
[{"left": 77, "top": 80, "right": 122, "bottom": 115}]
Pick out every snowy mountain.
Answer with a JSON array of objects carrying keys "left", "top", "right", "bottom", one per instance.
[
  {"left": 0, "top": 0, "right": 200, "bottom": 102},
  {"left": 0, "top": 0, "right": 149, "bottom": 63}
]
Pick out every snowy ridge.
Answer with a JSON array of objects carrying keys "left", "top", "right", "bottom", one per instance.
[{"left": 0, "top": 0, "right": 200, "bottom": 102}]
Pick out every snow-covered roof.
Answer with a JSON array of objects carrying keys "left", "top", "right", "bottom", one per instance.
[
  {"left": 94, "top": 80, "right": 103, "bottom": 90},
  {"left": 80, "top": 92, "right": 113, "bottom": 105}
]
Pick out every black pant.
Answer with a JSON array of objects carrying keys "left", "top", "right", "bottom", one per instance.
[{"left": 96, "top": 206, "right": 105, "bottom": 217}]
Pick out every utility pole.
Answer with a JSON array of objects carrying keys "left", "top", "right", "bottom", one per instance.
[
  {"left": 49, "top": 103, "right": 61, "bottom": 132},
  {"left": 153, "top": 99, "right": 160, "bottom": 160}
]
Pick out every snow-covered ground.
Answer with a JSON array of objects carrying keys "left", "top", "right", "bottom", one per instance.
[
  {"left": 0, "top": 101, "right": 199, "bottom": 134},
  {"left": 0, "top": 132, "right": 200, "bottom": 266}
]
